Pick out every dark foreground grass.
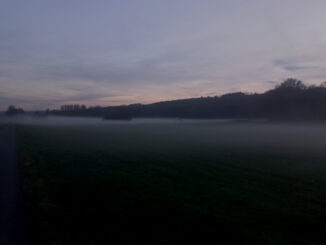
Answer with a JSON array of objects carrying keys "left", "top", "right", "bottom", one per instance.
[
  {"left": 17, "top": 121, "right": 326, "bottom": 244},
  {"left": 0, "top": 122, "right": 6, "bottom": 129}
]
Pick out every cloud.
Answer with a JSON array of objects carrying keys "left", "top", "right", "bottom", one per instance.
[
  {"left": 266, "top": 80, "right": 278, "bottom": 85},
  {"left": 283, "top": 65, "right": 310, "bottom": 71},
  {"left": 273, "top": 57, "right": 326, "bottom": 72},
  {"left": 0, "top": 85, "right": 123, "bottom": 110}
]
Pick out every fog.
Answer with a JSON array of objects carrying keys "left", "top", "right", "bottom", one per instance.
[
  {"left": 0, "top": 115, "right": 235, "bottom": 126},
  {"left": 2, "top": 115, "right": 326, "bottom": 158}
]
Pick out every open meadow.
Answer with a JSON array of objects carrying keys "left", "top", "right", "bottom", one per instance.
[{"left": 17, "top": 118, "right": 326, "bottom": 244}]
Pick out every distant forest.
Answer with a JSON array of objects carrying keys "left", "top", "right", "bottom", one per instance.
[{"left": 6, "top": 78, "right": 326, "bottom": 121}]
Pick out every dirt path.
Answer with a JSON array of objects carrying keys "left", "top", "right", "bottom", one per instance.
[{"left": 0, "top": 125, "right": 27, "bottom": 245}]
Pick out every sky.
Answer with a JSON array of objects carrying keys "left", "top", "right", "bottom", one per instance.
[{"left": 1, "top": 0, "right": 326, "bottom": 110}]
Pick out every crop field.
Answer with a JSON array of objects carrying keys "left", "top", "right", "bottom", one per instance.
[{"left": 17, "top": 119, "right": 326, "bottom": 244}]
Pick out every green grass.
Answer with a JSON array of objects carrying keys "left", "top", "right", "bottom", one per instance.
[{"left": 18, "top": 122, "right": 326, "bottom": 244}]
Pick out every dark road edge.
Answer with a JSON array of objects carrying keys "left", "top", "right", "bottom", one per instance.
[{"left": 0, "top": 125, "right": 28, "bottom": 245}]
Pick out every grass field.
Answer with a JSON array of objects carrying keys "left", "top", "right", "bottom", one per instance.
[{"left": 17, "top": 119, "right": 326, "bottom": 244}]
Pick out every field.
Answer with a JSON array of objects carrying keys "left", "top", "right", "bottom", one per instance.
[{"left": 17, "top": 119, "right": 326, "bottom": 244}]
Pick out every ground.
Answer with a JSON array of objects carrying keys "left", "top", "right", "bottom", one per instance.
[{"left": 17, "top": 120, "right": 326, "bottom": 244}]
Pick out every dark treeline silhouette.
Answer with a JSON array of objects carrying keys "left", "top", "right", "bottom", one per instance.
[
  {"left": 21, "top": 78, "right": 326, "bottom": 121},
  {"left": 131, "top": 78, "right": 326, "bottom": 121},
  {"left": 103, "top": 106, "right": 132, "bottom": 120},
  {"left": 5, "top": 105, "right": 25, "bottom": 116},
  {"left": 60, "top": 104, "right": 87, "bottom": 112},
  {"left": 48, "top": 104, "right": 133, "bottom": 120}
]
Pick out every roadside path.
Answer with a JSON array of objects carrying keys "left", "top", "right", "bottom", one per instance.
[{"left": 0, "top": 125, "right": 27, "bottom": 245}]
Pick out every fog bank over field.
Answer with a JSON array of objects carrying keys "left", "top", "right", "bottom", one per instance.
[
  {"left": 0, "top": 115, "right": 232, "bottom": 126},
  {"left": 1, "top": 115, "right": 326, "bottom": 157}
]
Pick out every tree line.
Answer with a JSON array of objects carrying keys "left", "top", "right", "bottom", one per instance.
[{"left": 5, "top": 78, "right": 326, "bottom": 121}]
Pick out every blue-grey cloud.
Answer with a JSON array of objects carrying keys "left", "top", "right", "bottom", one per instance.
[
  {"left": 273, "top": 57, "right": 326, "bottom": 74},
  {"left": 265, "top": 80, "right": 278, "bottom": 85}
]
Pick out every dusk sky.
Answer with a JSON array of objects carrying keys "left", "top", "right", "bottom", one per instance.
[{"left": 1, "top": 0, "right": 326, "bottom": 110}]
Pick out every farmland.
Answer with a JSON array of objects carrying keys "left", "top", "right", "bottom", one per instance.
[{"left": 17, "top": 119, "right": 326, "bottom": 244}]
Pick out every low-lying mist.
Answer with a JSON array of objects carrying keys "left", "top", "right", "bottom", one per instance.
[
  {"left": 0, "top": 115, "right": 234, "bottom": 126},
  {"left": 3, "top": 115, "right": 326, "bottom": 158}
]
